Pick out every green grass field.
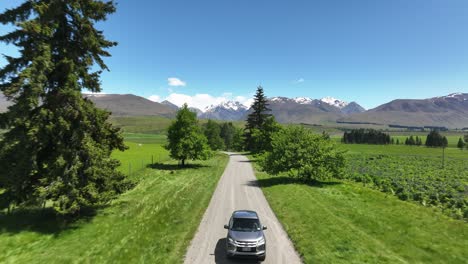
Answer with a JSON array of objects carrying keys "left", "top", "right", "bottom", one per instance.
[
  {"left": 251, "top": 162, "right": 468, "bottom": 263},
  {"left": 110, "top": 116, "right": 245, "bottom": 135},
  {"left": 337, "top": 143, "right": 468, "bottom": 159},
  {"left": 0, "top": 135, "right": 229, "bottom": 263},
  {"left": 110, "top": 116, "right": 173, "bottom": 134}
]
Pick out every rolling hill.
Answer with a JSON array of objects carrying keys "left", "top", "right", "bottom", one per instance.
[
  {"left": 339, "top": 93, "right": 468, "bottom": 128},
  {"left": 83, "top": 94, "right": 176, "bottom": 117}
]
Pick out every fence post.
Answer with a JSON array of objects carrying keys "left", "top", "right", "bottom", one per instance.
[{"left": 442, "top": 147, "right": 445, "bottom": 169}]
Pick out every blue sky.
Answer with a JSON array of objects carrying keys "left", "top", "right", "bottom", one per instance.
[{"left": 1, "top": 0, "right": 468, "bottom": 109}]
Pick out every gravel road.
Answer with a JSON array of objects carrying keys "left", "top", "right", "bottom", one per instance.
[{"left": 184, "top": 153, "right": 302, "bottom": 264}]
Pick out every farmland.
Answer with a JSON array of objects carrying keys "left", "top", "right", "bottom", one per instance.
[
  {"left": 0, "top": 134, "right": 228, "bottom": 263},
  {"left": 251, "top": 158, "right": 468, "bottom": 263},
  {"left": 249, "top": 128, "right": 468, "bottom": 263},
  {"left": 345, "top": 154, "right": 467, "bottom": 219}
]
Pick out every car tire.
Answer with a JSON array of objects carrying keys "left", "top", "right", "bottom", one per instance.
[{"left": 258, "top": 255, "right": 266, "bottom": 261}]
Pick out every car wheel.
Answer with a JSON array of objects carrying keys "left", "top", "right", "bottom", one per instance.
[{"left": 258, "top": 255, "right": 266, "bottom": 261}]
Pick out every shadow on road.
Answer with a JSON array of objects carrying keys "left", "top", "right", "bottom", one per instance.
[
  {"left": 228, "top": 153, "right": 252, "bottom": 157},
  {"left": 214, "top": 238, "right": 260, "bottom": 264},
  {"left": 146, "top": 163, "right": 208, "bottom": 171},
  {"left": 245, "top": 176, "right": 341, "bottom": 188},
  {"left": 237, "top": 160, "right": 256, "bottom": 163}
]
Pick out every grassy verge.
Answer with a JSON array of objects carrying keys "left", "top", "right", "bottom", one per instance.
[
  {"left": 250, "top": 160, "right": 468, "bottom": 263},
  {"left": 0, "top": 146, "right": 228, "bottom": 263}
]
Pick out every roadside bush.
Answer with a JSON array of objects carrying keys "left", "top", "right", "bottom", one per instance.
[{"left": 259, "top": 126, "right": 346, "bottom": 182}]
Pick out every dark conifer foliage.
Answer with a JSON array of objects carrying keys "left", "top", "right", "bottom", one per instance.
[
  {"left": 0, "top": 1, "right": 130, "bottom": 215},
  {"left": 425, "top": 130, "right": 448, "bottom": 148},
  {"left": 244, "top": 86, "right": 272, "bottom": 151},
  {"left": 457, "top": 137, "right": 465, "bottom": 150},
  {"left": 342, "top": 129, "right": 391, "bottom": 145}
]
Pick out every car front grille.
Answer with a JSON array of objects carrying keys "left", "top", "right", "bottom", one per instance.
[
  {"left": 236, "top": 246, "right": 257, "bottom": 252},
  {"left": 236, "top": 241, "right": 257, "bottom": 247}
]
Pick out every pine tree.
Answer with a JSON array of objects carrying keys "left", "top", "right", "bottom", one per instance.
[
  {"left": 442, "top": 136, "right": 448, "bottom": 148},
  {"left": 0, "top": 1, "right": 130, "bottom": 215},
  {"left": 244, "top": 86, "right": 272, "bottom": 152},
  {"left": 457, "top": 137, "right": 465, "bottom": 150}
]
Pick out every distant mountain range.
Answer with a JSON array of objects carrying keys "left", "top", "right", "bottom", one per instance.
[
  {"left": 0, "top": 92, "right": 467, "bottom": 128},
  {"left": 339, "top": 93, "right": 468, "bottom": 128}
]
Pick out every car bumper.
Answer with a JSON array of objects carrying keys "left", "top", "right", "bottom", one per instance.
[{"left": 226, "top": 243, "right": 266, "bottom": 258}]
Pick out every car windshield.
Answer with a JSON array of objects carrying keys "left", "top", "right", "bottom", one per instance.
[{"left": 231, "top": 218, "right": 261, "bottom": 232}]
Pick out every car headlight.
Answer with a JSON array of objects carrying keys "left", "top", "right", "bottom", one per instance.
[
  {"left": 228, "top": 237, "right": 236, "bottom": 244},
  {"left": 257, "top": 237, "right": 265, "bottom": 245}
]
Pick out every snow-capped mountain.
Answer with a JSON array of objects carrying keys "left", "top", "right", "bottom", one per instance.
[
  {"left": 268, "top": 96, "right": 364, "bottom": 114},
  {"left": 294, "top": 97, "right": 314, "bottom": 104},
  {"left": 204, "top": 101, "right": 248, "bottom": 112},
  {"left": 320, "top": 96, "right": 348, "bottom": 109},
  {"left": 200, "top": 101, "right": 248, "bottom": 120}
]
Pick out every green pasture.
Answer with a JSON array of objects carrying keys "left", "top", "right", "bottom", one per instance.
[
  {"left": 251, "top": 159, "right": 468, "bottom": 264},
  {"left": 0, "top": 136, "right": 229, "bottom": 263}
]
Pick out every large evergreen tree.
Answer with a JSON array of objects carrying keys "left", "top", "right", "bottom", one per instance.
[
  {"left": 166, "top": 104, "right": 211, "bottom": 166},
  {"left": 244, "top": 86, "right": 272, "bottom": 152},
  {"left": 0, "top": 0, "right": 130, "bottom": 214}
]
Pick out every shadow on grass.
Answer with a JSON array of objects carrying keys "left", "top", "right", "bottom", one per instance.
[
  {"left": 0, "top": 206, "right": 97, "bottom": 235},
  {"left": 245, "top": 176, "right": 341, "bottom": 189},
  {"left": 146, "top": 163, "right": 209, "bottom": 171},
  {"left": 214, "top": 238, "right": 260, "bottom": 264}
]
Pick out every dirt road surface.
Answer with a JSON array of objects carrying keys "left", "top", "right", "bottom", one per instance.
[{"left": 184, "top": 153, "right": 302, "bottom": 264}]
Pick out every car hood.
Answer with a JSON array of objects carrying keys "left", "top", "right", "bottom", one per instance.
[{"left": 229, "top": 230, "right": 263, "bottom": 242}]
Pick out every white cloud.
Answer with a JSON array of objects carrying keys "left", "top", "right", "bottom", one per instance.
[
  {"left": 148, "top": 95, "right": 161, "bottom": 102},
  {"left": 165, "top": 93, "right": 226, "bottom": 110},
  {"left": 235, "top": 96, "right": 254, "bottom": 108},
  {"left": 168, "top": 77, "right": 186, "bottom": 87},
  {"left": 294, "top": 78, "right": 305, "bottom": 84},
  {"left": 148, "top": 93, "right": 253, "bottom": 111}
]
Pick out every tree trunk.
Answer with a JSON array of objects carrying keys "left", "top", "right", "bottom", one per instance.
[{"left": 181, "top": 159, "right": 185, "bottom": 166}]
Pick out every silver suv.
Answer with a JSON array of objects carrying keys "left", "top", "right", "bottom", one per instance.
[{"left": 224, "top": 210, "right": 267, "bottom": 261}]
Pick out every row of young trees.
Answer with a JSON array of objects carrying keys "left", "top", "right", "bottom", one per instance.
[
  {"left": 425, "top": 130, "right": 448, "bottom": 148},
  {"left": 342, "top": 129, "right": 455, "bottom": 149},
  {"left": 342, "top": 129, "right": 391, "bottom": 144},
  {"left": 457, "top": 135, "right": 468, "bottom": 150},
  {"left": 404, "top": 136, "right": 423, "bottom": 146},
  {"left": 203, "top": 120, "right": 244, "bottom": 151}
]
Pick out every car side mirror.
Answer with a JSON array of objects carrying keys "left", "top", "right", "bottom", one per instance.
[
  {"left": 263, "top": 226, "right": 267, "bottom": 230},
  {"left": 224, "top": 224, "right": 229, "bottom": 229}
]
